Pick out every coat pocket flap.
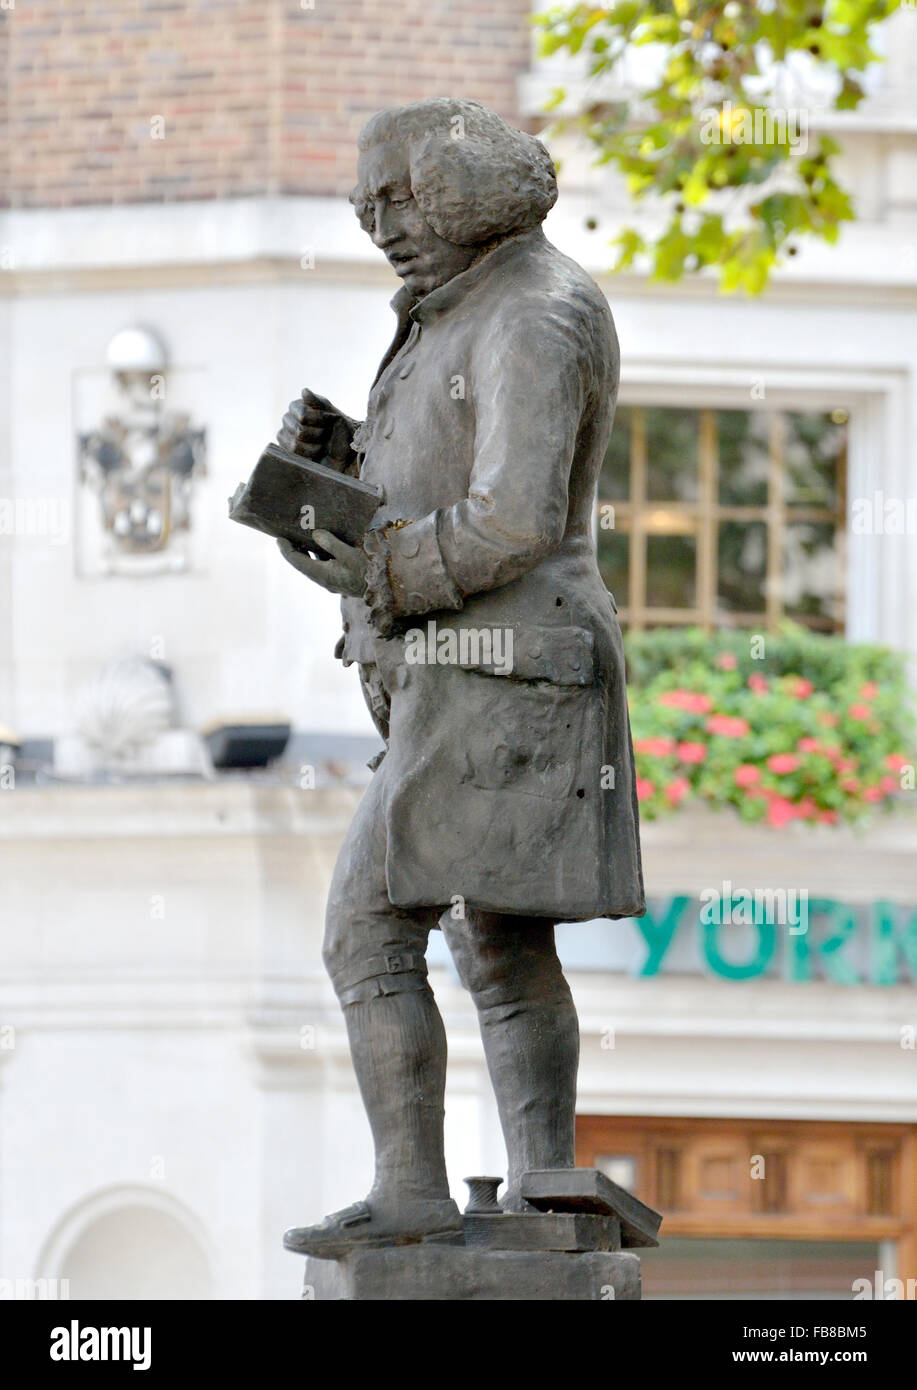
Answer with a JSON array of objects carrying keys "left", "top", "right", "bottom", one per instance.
[
  {"left": 511, "top": 624, "right": 595, "bottom": 684},
  {"left": 448, "top": 623, "right": 595, "bottom": 685}
]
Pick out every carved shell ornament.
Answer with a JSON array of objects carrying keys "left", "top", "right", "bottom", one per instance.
[{"left": 76, "top": 658, "right": 173, "bottom": 766}]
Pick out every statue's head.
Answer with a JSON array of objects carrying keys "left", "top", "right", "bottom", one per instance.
[{"left": 350, "top": 98, "right": 558, "bottom": 298}]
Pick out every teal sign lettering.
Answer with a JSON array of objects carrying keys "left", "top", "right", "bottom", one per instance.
[
  {"left": 702, "top": 917, "right": 776, "bottom": 980},
  {"left": 633, "top": 897, "right": 917, "bottom": 985},
  {"left": 634, "top": 896, "right": 690, "bottom": 975},
  {"left": 787, "top": 899, "right": 860, "bottom": 985},
  {"left": 870, "top": 902, "right": 917, "bottom": 985}
]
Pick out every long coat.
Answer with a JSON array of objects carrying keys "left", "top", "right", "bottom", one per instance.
[{"left": 338, "top": 226, "right": 645, "bottom": 922}]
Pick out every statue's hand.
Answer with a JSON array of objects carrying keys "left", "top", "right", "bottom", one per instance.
[
  {"left": 278, "top": 389, "right": 356, "bottom": 470},
  {"left": 278, "top": 531, "right": 366, "bottom": 597}
]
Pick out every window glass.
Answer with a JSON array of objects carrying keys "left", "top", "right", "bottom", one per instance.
[
  {"left": 785, "top": 412, "right": 846, "bottom": 509},
  {"left": 646, "top": 534, "right": 696, "bottom": 608},
  {"left": 783, "top": 521, "right": 843, "bottom": 627},
  {"left": 594, "top": 404, "right": 846, "bottom": 633},
  {"left": 718, "top": 409, "right": 770, "bottom": 507},
  {"left": 598, "top": 404, "right": 632, "bottom": 502},
  {"left": 646, "top": 407, "right": 699, "bottom": 502},
  {"left": 717, "top": 521, "right": 768, "bottom": 615}
]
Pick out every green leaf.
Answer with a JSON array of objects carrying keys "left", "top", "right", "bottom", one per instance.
[
  {"left": 836, "top": 75, "right": 865, "bottom": 110},
  {"left": 532, "top": 0, "right": 892, "bottom": 293}
]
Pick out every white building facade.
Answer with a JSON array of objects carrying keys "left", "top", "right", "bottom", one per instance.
[{"left": 1, "top": 10, "right": 917, "bottom": 1300}]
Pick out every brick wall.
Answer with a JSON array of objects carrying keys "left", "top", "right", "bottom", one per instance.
[{"left": 1, "top": 0, "right": 535, "bottom": 209}]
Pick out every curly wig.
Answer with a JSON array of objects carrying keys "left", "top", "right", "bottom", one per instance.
[{"left": 351, "top": 98, "right": 558, "bottom": 246}]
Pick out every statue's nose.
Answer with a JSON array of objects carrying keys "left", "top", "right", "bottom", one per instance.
[{"left": 371, "top": 200, "right": 402, "bottom": 250}]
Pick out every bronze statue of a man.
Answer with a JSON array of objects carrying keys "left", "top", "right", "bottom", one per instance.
[{"left": 279, "top": 99, "right": 645, "bottom": 1257}]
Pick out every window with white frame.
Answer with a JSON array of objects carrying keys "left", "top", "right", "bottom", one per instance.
[{"left": 597, "top": 404, "right": 848, "bottom": 633}]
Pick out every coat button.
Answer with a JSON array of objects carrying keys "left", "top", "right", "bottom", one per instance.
[
  {"left": 382, "top": 418, "right": 394, "bottom": 438},
  {"left": 399, "top": 360, "right": 415, "bottom": 379},
  {"left": 398, "top": 532, "right": 420, "bottom": 558}
]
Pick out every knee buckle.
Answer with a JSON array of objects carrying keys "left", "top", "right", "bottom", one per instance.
[{"left": 335, "top": 949, "right": 429, "bottom": 1007}]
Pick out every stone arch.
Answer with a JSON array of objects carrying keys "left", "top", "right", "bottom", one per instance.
[{"left": 35, "top": 1184, "right": 216, "bottom": 1300}]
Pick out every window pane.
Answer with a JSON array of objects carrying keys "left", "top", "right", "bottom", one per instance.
[
  {"left": 642, "top": 1238, "right": 882, "bottom": 1301},
  {"left": 717, "top": 521, "right": 767, "bottom": 614},
  {"left": 646, "top": 534, "right": 696, "bottom": 607},
  {"left": 646, "top": 407, "right": 699, "bottom": 502},
  {"left": 718, "top": 410, "right": 769, "bottom": 506},
  {"left": 785, "top": 412, "right": 845, "bottom": 509},
  {"left": 597, "top": 528, "right": 629, "bottom": 603},
  {"left": 598, "top": 404, "right": 632, "bottom": 502},
  {"left": 783, "top": 521, "right": 843, "bottom": 628}
]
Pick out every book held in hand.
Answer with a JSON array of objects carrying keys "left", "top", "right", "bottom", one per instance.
[{"left": 228, "top": 442, "right": 383, "bottom": 554}]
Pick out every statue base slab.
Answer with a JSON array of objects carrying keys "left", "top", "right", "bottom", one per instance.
[{"left": 302, "top": 1245, "right": 641, "bottom": 1301}]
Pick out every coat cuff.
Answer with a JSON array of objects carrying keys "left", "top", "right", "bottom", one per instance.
[{"left": 363, "top": 514, "right": 464, "bottom": 637}]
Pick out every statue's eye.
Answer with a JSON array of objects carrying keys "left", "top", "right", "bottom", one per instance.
[{"left": 389, "top": 196, "right": 411, "bottom": 209}]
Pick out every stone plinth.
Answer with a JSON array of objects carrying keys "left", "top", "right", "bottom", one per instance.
[
  {"left": 303, "top": 1245, "right": 641, "bottom": 1301},
  {"left": 295, "top": 1168, "right": 660, "bottom": 1300}
]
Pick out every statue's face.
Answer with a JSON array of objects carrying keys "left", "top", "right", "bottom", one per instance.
[{"left": 354, "top": 141, "right": 478, "bottom": 298}]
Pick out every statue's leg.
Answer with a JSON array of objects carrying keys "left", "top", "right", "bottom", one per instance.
[
  {"left": 321, "top": 767, "right": 454, "bottom": 1222},
  {"left": 440, "top": 911, "right": 579, "bottom": 1211}
]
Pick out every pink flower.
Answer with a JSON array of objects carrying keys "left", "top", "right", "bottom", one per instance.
[
  {"left": 835, "top": 757, "right": 858, "bottom": 774},
  {"left": 664, "top": 777, "right": 691, "bottom": 806},
  {"left": 747, "top": 673, "right": 769, "bottom": 694},
  {"left": 734, "top": 764, "right": 761, "bottom": 788},
  {"left": 848, "top": 704, "right": 871, "bottom": 721},
  {"left": 767, "top": 796, "right": 796, "bottom": 828},
  {"left": 635, "top": 736, "right": 675, "bottom": 757},
  {"left": 706, "top": 714, "right": 751, "bottom": 738},
  {"left": 767, "top": 753, "right": 799, "bottom": 774},
  {"left": 817, "top": 711, "right": 840, "bottom": 728},
  {"left": 859, "top": 682, "right": 879, "bottom": 699},
  {"left": 863, "top": 785, "right": 883, "bottom": 802},
  {"left": 795, "top": 797, "right": 818, "bottom": 820},
  {"left": 797, "top": 737, "right": 821, "bottom": 754},
  {"left": 658, "top": 689, "right": 714, "bottom": 714},
  {"left": 880, "top": 775, "right": 899, "bottom": 794},
  {"left": 677, "top": 741, "right": 707, "bottom": 764},
  {"left": 818, "top": 809, "right": 839, "bottom": 825},
  {"left": 886, "top": 753, "right": 910, "bottom": 772},
  {"left": 791, "top": 678, "right": 815, "bottom": 698},
  {"left": 636, "top": 778, "right": 655, "bottom": 802},
  {"left": 841, "top": 777, "right": 860, "bottom": 794},
  {"left": 716, "top": 652, "right": 737, "bottom": 670}
]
